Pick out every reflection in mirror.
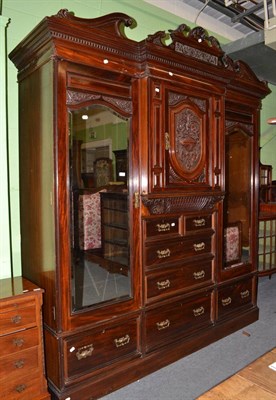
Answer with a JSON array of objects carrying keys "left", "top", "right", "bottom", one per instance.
[
  {"left": 69, "top": 104, "right": 131, "bottom": 311},
  {"left": 224, "top": 129, "right": 251, "bottom": 268}
]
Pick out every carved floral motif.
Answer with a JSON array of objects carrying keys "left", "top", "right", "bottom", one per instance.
[
  {"left": 66, "top": 91, "right": 100, "bottom": 105},
  {"left": 174, "top": 42, "right": 218, "bottom": 65},
  {"left": 66, "top": 90, "right": 132, "bottom": 114},
  {"left": 175, "top": 109, "right": 201, "bottom": 172}
]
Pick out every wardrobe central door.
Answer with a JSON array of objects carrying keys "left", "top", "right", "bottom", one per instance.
[{"left": 68, "top": 103, "right": 132, "bottom": 312}]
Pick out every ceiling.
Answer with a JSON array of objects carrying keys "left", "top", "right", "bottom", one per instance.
[{"left": 144, "top": 0, "right": 276, "bottom": 85}]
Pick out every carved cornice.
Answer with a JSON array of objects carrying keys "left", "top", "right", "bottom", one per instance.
[
  {"left": 51, "top": 31, "right": 139, "bottom": 62},
  {"left": 9, "top": 10, "right": 270, "bottom": 97},
  {"left": 142, "top": 194, "right": 224, "bottom": 214},
  {"left": 147, "top": 53, "right": 228, "bottom": 85}
]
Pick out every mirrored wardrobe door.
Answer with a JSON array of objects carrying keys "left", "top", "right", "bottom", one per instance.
[
  {"left": 68, "top": 103, "right": 131, "bottom": 312},
  {"left": 224, "top": 128, "right": 252, "bottom": 268}
]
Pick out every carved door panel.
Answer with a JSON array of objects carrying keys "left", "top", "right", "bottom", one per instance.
[{"left": 164, "top": 89, "right": 210, "bottom": 188}]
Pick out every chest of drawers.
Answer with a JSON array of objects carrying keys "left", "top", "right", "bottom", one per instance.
[{"left": 0, "top": 277, "right": 50, "bottom": 400}]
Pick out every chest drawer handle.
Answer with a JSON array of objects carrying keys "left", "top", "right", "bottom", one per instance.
[
  {"left": 13, "top": 338, "right": 25, "bottom": 347},
  {"left": 193, "top": 306, "right": 205, "bottom": 317},
  {"left": 76, "top": 344, "right": 94, "bottom": 360},
  {"left": 193, "top": 218, "right": 206, "bottom": 227},
  {"left": 156, "top": 223, "right": 171, "bottom": 232},
  {"left": 114, "top": 334, "right": 130, "bottom": 348},
  {"left": 221, "top": 297, "right": 232, "bottom": 306},
  {"left": 193, "top": 242, "right": 205, "bottom": 252},
  {"left": 156, "top": 319, "right": 170, "bottom": 331},
  {"left": 240, "top": 290, "right": 250, "bottom": 299},
  {"left": 11, "top": 315, "right": 22, "bottom": 324},
  {"left": 157, "top": 279, "right": 171, "bottom": 290},
  {"left": 193, "top": 270, "right": 205, "bottom": 280},
  {"left": 14, "top": 359, "right": 25, "bottom": 369},
  {"left": 15, "top": 384, "right": 26, "bottom": 393},
  {"left": 157, "top": 248, "right": 171, "bottom": 259}
]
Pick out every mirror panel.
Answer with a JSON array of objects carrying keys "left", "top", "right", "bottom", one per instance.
[
  {"left": 224, "top": 129, "right": 252, "bottom": 268},
  {"left": 69, "top": 104, "right": 131, "bottom": 312}
]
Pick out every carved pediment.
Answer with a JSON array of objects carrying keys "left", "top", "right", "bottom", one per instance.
[{"left": 55, "top": 9, "right": 134, "bottom": 39}]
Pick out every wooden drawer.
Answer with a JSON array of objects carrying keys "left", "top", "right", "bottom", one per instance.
[
  {"left": 0, "top": 299, "right": 37, "bottom": 334},
  {"left": 185, "top": 214, "right": 212, "bottom": 233},
  {"left": 0, "top": 346, "right": 39, "bottom": 382},
  {"left": 64, "top": 318, "right": 140, "bottom": 379},
  {"left": 144, "top": 235, "right": 213, "bottom": 268},
  {"left": 1, "top": 371, "right": 45, "bottom": 400},
  {"left": 145, "top": 292, "right": 213, "bottom": 352},
  {"left": 146, "top": 260, "right": 213, "bottom": 302},
  {"left": 143, "top": 215, "right": 182, "bottom": 240},
  {"left": 217, "top": 278, "right": 253, "bottom": 319},
  {"left": 0, "top": 327, "right": 39, "bottom": 356}
]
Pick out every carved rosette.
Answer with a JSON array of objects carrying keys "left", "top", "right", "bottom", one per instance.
[{"left": 142, "top": 194, "right": 224, "bottom": 214}]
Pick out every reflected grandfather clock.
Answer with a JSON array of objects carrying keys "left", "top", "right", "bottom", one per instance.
[{"left": 113, "top": 149, "right": 128, "bottom": 183}]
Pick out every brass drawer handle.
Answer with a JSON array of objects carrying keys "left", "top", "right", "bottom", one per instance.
[
  {"left": 13, "top": 338, "right": 24, "bottom": 347},
  {"left": 15, "top": 384, "right": 26, "bottom": 393},
  {"left": 157, "top": 279, "right": 171, "bottom": 290},
  {"left": 193, "top": 242, "right": 205, "bottom": 252},
  {"left": 156, "top": 223, "right": 171, "bottom": 232},
  {"left": 193, "top": 270, "right": 205, "bottom": 280},
  {"left": 76, "top": 344, "right": 94, "bottom": 360},
  {"left": 193, "top": 306, "right": 205, "bottom": 317},
  {"left": 156, "top": 319, "right": 170, "bottom": 330},
  {"left": 157, "top": 248, "right": 171, "bottom": 259},
  {"left": 240, "top": 290, "right": 250, "bottom": 299},
  {"left": 11, "top": 315, "right": 22, "bottom": 324},
  {"left": 114, "top": 334, "right": 130, "bottom": 348},
  {"left": 14, "top": 359, "right": 25, "bottom": 369},
  {"left": 221, "top": 297, "right": 232, "bottom": 306},
  {"left": 193, "top": 218, "right": 206, "bottom": 227}
]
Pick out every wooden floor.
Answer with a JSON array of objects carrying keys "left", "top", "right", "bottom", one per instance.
[{"left": 197, "top": 348, "right": 276, "bottom": 400}]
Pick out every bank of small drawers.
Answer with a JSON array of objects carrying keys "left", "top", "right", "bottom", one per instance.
[
  {"left": 143, "top": 213, "right": 213, "bottom": 240},
  {"left": 143, "top": 212, "right": 214, "bottom": 269},
  {"left": 145, "top": 291, "right": 213, "bottom": 352},
  {"left": 143, "top": 212, "right": 215, "bottom": 303},
  {"left": 217, "top": 278, "right": 253, "bottom": 319},
  {"left": 0, "top": 281, "right": 50, "bottom": 400},
  {"left": 64, "top": 317, "right": 140, "bottom": 381}
]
